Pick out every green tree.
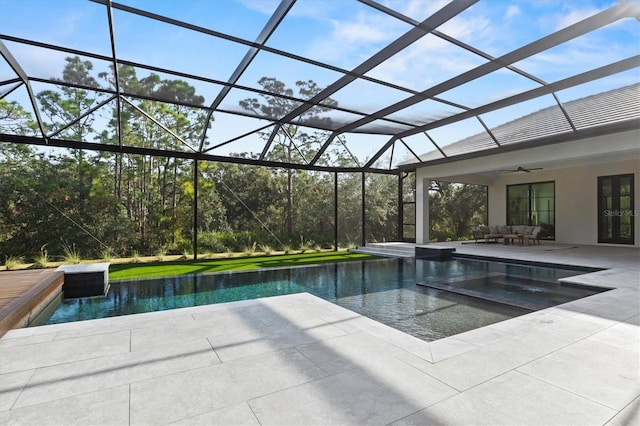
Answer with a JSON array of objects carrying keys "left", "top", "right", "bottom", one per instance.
[
  {"left": 36, "top": 56, "right": 104, "bottom": 141},
  {"left": 364, "top": 173, "right": 398, "bottom": 242},
  {"left": 0, "top": 143, "right": 134, "bottom": 260},
  {"left": 0, "top": 99, "right": 39, "bottom": 135},
  {"left": 0, "top": 57, "right": 131, "bottom": 259},
  {"left": 239, "top": 77, "right": 337, "bottom": 235},
  {"left": 210, "top": 160, "right": 283, "bottom": 236},
  {"left": 100, "top": 65, "right": 213, "bottom": 252},
  {"left": 36, "top": 56, "right": 106, "bottom": 222},
  {"left": 337, "top": 172, "right": 363, "bottom": 246},
  {"left": 429, "top": 182, "right": 487, "bottom": 241},
  {"left": 289, "top": 171, "right": 335, "bottom": 246}
]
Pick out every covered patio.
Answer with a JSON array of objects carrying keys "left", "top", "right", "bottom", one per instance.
[{"left": 403, "top": 85, "right": 639, "bottom": 247}]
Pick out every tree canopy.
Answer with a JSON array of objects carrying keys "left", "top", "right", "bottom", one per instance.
[{"left": 0, "top": 57, "right": 487, "bottom": 263}]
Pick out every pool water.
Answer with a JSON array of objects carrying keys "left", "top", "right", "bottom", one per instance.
[{"left": 34, "top": 258, "right": 603, "bottom": 342}]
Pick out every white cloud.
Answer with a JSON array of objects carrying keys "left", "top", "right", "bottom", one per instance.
[
  {"left": 552, "top": 6, "right": 604, "bottom": 31},
  {"left": 6, "top": 43, "right": 67, "bottom": 80},
  {"left": 439, "top": 14, "right": 492, "bottom": 41},
  {"left": 366, "top": 33, "right": 485, "bottom": 90},
  {"left": 514, "top": 35, "right": 630, "bottom": 80},
  {"left": 308, "top": 9, "right": 406, "bottom": 66},
  {"left": 397, "top": 0, "right": 451, "bottom": 21},
  {"left": 237, "top": 0, "right": 281, "bottom": 16},
  {"left": 307, "top": 0, "right": 477, "bottom": 69},
  {"left": 505, "top": 5, "right": 521, "bottom": 20},
  {"left": 364, "top": 12, "right": 491, "bottom": 89},
  {"left": 330, "top": 18, "right": 389, "bottom": 44}
]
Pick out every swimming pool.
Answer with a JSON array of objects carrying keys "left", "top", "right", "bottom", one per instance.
[{"left": 34, "top": 258, "right": 604, "bottom": 341}]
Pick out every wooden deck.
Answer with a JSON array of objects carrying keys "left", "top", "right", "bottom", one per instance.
[{"left": 0, "top": 269, "right": 64, "bottom": 338}]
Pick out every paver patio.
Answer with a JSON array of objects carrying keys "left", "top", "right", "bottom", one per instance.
[{"left": 0, "top": 243, "right": 638, "bottom": 425}]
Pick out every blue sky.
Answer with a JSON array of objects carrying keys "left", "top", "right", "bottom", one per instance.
[{"left": 1, "top": 0, "right": 638, "bottom": 165}]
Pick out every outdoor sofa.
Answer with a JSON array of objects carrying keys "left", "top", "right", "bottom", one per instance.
[{"left": 472, "top": 225, "right": 543, "bottom": 245}]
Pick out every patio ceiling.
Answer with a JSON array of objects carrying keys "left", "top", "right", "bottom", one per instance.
[{"left": 0, "top": 0, "right": 638, "bottom": 173}]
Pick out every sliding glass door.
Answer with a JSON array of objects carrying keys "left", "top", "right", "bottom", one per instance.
[{"left": 507, "top": 181, "right": 555, "bottom": 240}]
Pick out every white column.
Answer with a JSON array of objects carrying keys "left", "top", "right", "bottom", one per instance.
[{"left": 416, "top": 178, "right": 430, "bottom": 244}]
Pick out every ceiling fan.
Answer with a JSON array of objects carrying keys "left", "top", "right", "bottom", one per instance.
[{"left": 500, "top": 166, "right": 544, "bottom": 173}]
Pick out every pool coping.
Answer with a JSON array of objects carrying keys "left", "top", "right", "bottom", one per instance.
[{"left": 452, "top": 252, "right": 605, "bottom": 273}]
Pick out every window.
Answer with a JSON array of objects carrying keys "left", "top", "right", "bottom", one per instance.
[
  {"left": 507, "top": 181, "right": 555, "bottom": 239},
  {"left": 598, "top": 174, "right": 634, "bottom": 244}
]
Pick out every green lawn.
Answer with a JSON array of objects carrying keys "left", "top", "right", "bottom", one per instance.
[{"left": 108, "top": 251, "right": 379, "bottom": 280}]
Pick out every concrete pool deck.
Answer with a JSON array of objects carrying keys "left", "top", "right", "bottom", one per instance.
[{"left": 0, "top": 243, "right": 638, "bottom": 425}]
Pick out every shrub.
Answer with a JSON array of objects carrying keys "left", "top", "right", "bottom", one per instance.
[
  {"left": 62, "top": 243, "right": 81, "bottom": 264},
  {"left": 197, "top": 232, "right": 227, "bottom": 254},
  {"left": 259, "top": 244, "right": 273, "bottom": 255},
  {"left": 162, "top": 235, "right": 193, "bottom": 255},
  {"left": 4, "top": 255, "right": 23, "bottom": 270},
  {"left": 33, "top": 245, "right": 49, "bottom": 268},
  {"left": 156, "top": 248, "right": 167, "bottom": 262},
  {"left": 100, "top": 249, "right": 114, "bottom": 262},
  {"left": 298, "top": 237, "right": 314, "bottom": 254},
  {"left": 243, "top": 242, "right": 257, "bottom": 256},
  {"left": 339, "top": 241, "right": 356, "bottom": 250}
]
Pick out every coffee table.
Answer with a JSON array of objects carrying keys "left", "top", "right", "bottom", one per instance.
[{"left": 503, "top": 234, "right": 524, "bottom": 245}]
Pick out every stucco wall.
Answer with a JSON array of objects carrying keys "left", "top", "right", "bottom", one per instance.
[
  {"left": 415, "top": 177, "right": 430, "bottom": 244},
  {"left": 489, "top": 159, "right": 640, "bottom": 246}
]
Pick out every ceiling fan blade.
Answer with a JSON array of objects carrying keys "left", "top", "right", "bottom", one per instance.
[{"left": 499, "top": 166, "right": 544, "bottom": 173}]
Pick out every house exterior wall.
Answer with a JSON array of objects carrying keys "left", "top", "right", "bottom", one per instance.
[
  {"left": 416, "top": 177, "right": 430, "bottom": 244},
  {"left": 489, "top": 159, "right": 640, "bottom": 246}
]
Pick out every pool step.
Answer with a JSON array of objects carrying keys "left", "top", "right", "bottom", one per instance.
[
  {"left": 417, "top": 281, "right": 539, "bottom": 311},
  {"left": 350, "top": 242, "right": 416, "bottom": 258}
]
